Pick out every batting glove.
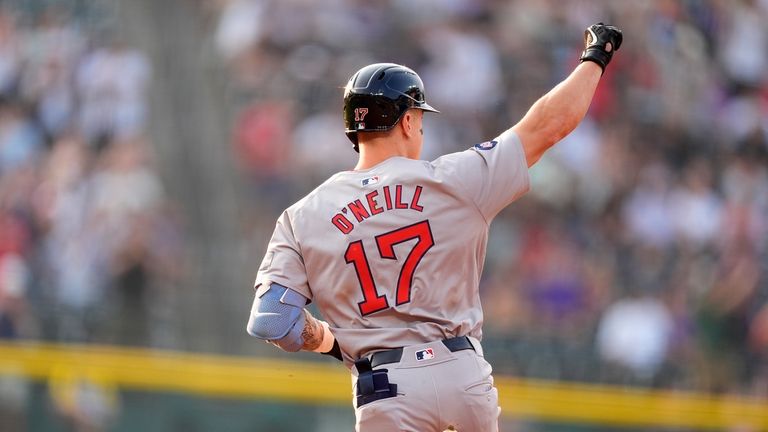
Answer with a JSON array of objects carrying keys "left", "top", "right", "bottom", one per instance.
[{"left": 579, "top": 23, "right": 623, "bottom": 73}]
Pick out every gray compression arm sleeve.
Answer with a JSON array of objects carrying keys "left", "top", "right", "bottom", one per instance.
[{"left": 246, "top": 282, "right": 308, "bottom": 352}]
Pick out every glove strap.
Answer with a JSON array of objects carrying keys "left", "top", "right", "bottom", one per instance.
[{"left": 579, "top": 48, "right": 612, "bottom": 73}]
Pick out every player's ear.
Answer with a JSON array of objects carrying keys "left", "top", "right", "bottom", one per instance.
[{"left": 400, "top": 110, "right": 415, "bottom": 138}]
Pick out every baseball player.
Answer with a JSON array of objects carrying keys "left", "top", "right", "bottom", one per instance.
[{"left": 247, "top": 23, "right": 622, "bottom": 431}]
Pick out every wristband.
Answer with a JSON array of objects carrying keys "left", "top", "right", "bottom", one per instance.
[{"left": 312, "top": 320, "right": 336, "bottom": 354}]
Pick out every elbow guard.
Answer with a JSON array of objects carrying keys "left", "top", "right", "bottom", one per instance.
[{"left": 247, "top": 283, "right": 308, "bottom": 352}]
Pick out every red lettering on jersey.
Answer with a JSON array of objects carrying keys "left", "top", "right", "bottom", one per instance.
[
  {"left": 332, "top": 214, "right": 354, "bottom": 234},
  {"left": 394, "top": 185, "right": 408, "bottom": 209},
  {"left": 382, "top": 186, "right": 393, "bottom": 210},
  {"left": 366, "top": 190, "right": 383, "bottom": 215},
  {"left": 335, "top": 186, "right": 427, "bottom": 235},
  {"left": 410, "top": 185, "right": 424, "bottom": 212},
  {"left": 348, "top": 199, "right": 370, "bottom": 222}
]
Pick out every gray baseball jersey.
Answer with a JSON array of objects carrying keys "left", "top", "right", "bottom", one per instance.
[{"left": 254, "top": 129, "right": 529, "bottom": 363}]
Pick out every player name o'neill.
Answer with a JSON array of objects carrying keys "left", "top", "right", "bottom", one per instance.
[{"left": 332, "top": 184, "right": 425, "bottom": 234}]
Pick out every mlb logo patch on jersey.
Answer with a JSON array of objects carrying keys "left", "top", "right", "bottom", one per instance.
[
  {"left": 474, "top": 140, "right": 498, "bottom": 151},
  {"left": 361, "top": 176, "right": 379, "bottom": 186},
  {"left": 415, "top": 348, "right": 435, "bottom": 361}
]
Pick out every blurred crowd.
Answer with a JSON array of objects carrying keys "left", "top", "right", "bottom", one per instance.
[
  {"left": 213, "top": 0, "right": 768, "bottom": 397},
  {"left": 0, "top": 5, "right": 182, "bottom": 351}
]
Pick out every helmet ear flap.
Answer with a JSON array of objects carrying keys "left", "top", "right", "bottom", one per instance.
[{"left": 346, "top": 131, "right": 359, "bottom": 153}]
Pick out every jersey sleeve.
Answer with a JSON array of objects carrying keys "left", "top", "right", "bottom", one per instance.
[
  {"left": 433, "top": 128, "right": 530, "bottom": 221},
  {"left": 253, "top": 210, "right": 312, "bottom": 301}
]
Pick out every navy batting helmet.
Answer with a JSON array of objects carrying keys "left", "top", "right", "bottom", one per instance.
[{"left": 343, "top": 63, "right": 439, "bottom": 152}]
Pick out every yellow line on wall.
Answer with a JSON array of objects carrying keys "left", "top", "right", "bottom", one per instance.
[
  {"left": 0, "top": 341, "right": 766, "bottom": 430},
  {"left": 496, "top": 376, "right": 767, "bottom": 430}
]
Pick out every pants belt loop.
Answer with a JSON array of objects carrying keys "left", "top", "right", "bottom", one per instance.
[{"left": 466, "top": 336, "right": 484, "bottom": 357}]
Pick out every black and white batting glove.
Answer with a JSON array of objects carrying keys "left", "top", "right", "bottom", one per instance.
[{"left": 579, "top": 23, "right": 623, "bottom": 74}]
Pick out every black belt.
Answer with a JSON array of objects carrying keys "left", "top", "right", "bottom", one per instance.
[{"left": 369, "top": 336, "right": 475, "bottom": 369}]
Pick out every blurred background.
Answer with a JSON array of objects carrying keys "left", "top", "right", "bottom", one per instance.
[{"left": 0, "top": 0, "right": 766, "bottom": 431}]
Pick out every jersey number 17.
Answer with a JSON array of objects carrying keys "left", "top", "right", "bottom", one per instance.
[{"left": 344, "top": 220, "right": 434, "bottom": 316}]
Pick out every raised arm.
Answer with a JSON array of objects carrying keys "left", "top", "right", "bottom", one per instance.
[{"left": 512, "top": 23, "right": 623, "bottom": 167}]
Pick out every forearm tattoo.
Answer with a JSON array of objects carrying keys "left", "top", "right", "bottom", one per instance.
[{"left": 301, "top": 311, "right": 324, "bottom": 351}]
